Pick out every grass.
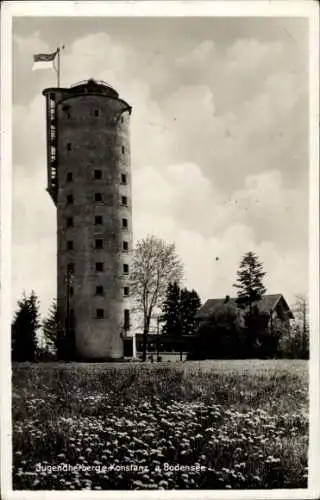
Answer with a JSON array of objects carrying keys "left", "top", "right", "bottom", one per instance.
[{"left": 12, "top": 359, "right": 308, "bottom": 490}]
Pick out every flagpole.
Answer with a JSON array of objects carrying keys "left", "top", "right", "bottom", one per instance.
[
  {"left": 57, "top": 47, "right": 60, "bottom": 88},
  {"left": 56, "top": 45, "right": 65, "bottom": 88}
]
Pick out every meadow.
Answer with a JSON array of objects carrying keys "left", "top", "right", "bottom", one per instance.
[{"left": 12, "top": 359, "right": 308, "bottom": 490}]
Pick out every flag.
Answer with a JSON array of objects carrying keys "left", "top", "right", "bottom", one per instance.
[{"left": 32, "top": 50, "right": 58, "bottom": 71}]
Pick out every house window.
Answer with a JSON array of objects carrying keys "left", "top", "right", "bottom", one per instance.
[
  {"left": 94, "top": 170, "right": 102, "bottom": 180},
  {"left": 96, "top": 309, "right": 104, "bottom": 319},
  {"left": 66, "top": 172, "right": 73, "bottom": 182},
  {"left": 67, "top": 113, "right": 71, "bottom": 119},
  {"left": 124, "top": 309, "right": 130, "bottom": 330},
  {"left": 124, "top": 286, "right": 129, "bottom": 297},
  {"left": 62, "top": 104, "right": 70, "bottom": 112},
  {"left": 95, "top": 239, "right": 103, "bottom": 249},
  {"left": 96, "top": 262, "right": 104, "bottom": 272},
  {"left": 95, "top": 193, "right": 102, "bottom": 202},
  {"left": 121, "top": 195, "right": 128, "bottom": 206},
  {"left": 70, "top": 286, "right": 74, "bottom": 297},
  {"left": 122, "top": 241, "right": 129, "bottom": 251},
  {"left": 66, "top": 194, "right": 73, "bottom": 205},
  {"left": 67, "top": 240, "right": 73, "bottom": 250},
  {"left": 67, "top": 263, "right": 75, "bottom": 274},
  {"left": 120, "top": 174, "right": 127, "bottom": 185},
  {"left": 123, "top": 264, "right": 129, "bottom": 274},
  {"left": 94, "top": 109, "right": 100, "bottom": 117},
  {"left": 95, "top": 215, "right": 103, "bottom": 225},
  {"left": 67, "top": 142, "right": 72, "bottom": 151},
  {"left": 120, "top": 116, "right": 124, "bottom": 123},
  {"left": 122, "top": 218, "right": 128, "bottom": 229},
  {"left": 66, "top": 217, "right": 73, "bottom": 228},
  {"left": 96, "top": 285, "right": 104, "bottom": 295},
  {"left": 121, "top": 146, "right": 125, "bottom": 155}
]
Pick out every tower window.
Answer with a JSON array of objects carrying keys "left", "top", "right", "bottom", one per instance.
[
  {"left": 67, "top": 240, "right": 73, "bottom": 250},
  {"left": 70, "top": 286, "right": 74, "bottom": 297},
  {"left": 96, "top": 285, "right": 104, "bottom": 295},
  {"left": 95, "top": 193, "right": 102, "bottom": 202},
  {"left": 94, "top": 109, "right": 100, "bottom": 117},
  {"left": 96, "top": 262, "right": 104, "bottom": 272},
  {"left": 95, "top": 239, "right": 103, "bottom": 249},
  {"left": 121, "top": 196, "right": 128, "bottom": 206},
  {"left": 96, "top": 309, "right": 104, "bottom": 319},
  {"left": 124, "top": 309, "right": 130, "bottom": 330},
  {"left": 67, "top": 263, "right": 75, "bottom": 274},
  {"left": 122, "top": 218, "right": 128, "bottom": 229},
  {"left": 66, "top": 217, "right": 73, "bottom": 228},
  {"left": 122, "top": 241, "right": 129, "bottom": 251},
  {"left": 123, "top": 264, "right": 129, "bottom": 274},
  {"left": 67, "top": 142, "right": 72, "bottom": 151},
  {"left": 94, "top": 170, "right": 102, "bottom": 180},
  {"left": 124, "top": 287, "right": 129, "bottom": 297},
  {"left": 120, "top": 174, "right": 127, "bottom": 185},
  {"left": 66, "top": 194, "right": 73, "bottom": 205},
  {"left": 121, "top": 146, "right": 125, "bottom": 155},
  {"left": 95, "top": 215, "right": 103, "bottom": 225}
]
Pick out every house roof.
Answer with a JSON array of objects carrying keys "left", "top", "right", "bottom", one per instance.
[{"left": 196, "top": 294, "right": 294, "bottom": 319}]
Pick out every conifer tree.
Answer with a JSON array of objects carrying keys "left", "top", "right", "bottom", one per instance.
[
  {"left": 161, "top": 281, "right": 182, "bottom": 337},
  {"left": 42, "top": 300, "right": 58, "bottom": 353},
  {"left": 233, "top": 251, "right": 266, "bottom": 310},
  {"left": 180, "top": 288, "right": 201, "bottom": 336},
  {"left": 12, "top": 291, "right": 41, "bottom": 362}
]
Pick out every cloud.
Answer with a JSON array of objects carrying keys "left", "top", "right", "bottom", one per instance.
[
  {"left": 176, "top": 40, "right": 216, "bottom": 68},
  {"left": 12, "top": 23, "right": 309, "bottom": 316},
  {"left": 133, "top": 162, "right": 307, "bottom": 305}
]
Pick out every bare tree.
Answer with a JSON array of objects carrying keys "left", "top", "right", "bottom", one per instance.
[
  {"left": 278, "top": 295, "right": 309, "bottom": 359},
  {"left": 130, "top": 235, "right": 184, "bottom": 361},
  {"left": 293, "top": 295, "right": 309, "bottom": 358}
]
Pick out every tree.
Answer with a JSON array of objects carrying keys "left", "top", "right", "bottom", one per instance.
[
  {"left": 180, "top": 288, "right": 201, "bottom": 336},
  {"left": 161, "top": 284, "right": 201, "bottom": 361},
  {"left": 233, "top": 252, "right": 266, "bottom": 310},
  {"left": 12, "top": 291, "right": 41, "bottom": 362},
  {"left": 278, "top": 296, "right": 309, "bottom": 359},
  {"left": 161, "top": 282, "right": 182, "bottom": 337},
  {"left": 42, "top": 300, "right": 58, "bottom": 354},
  {"left": 244, "top": 304, "right": 277, "bottom": 358},
  {"left": 197, "top": 303, "right": 244, "bottom": 359},
  {"left": 293, "top": 295, "right": 309, "bottom": 358},
  {"left": 130, "top": 235, "right": 184, "bottom": 361}
]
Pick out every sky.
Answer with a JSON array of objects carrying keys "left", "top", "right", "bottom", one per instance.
[{"left": 11, "top": 15, "right": 309, "bottom": 318}]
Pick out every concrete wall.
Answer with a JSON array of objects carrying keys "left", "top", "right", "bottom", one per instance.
[{"left": 48, "top": 87, "right": 132, "bottom": 360}]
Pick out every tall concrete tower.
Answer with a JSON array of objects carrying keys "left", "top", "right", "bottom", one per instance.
[{"left": 43, "top": 79, "right": 133, "bottom": 360}]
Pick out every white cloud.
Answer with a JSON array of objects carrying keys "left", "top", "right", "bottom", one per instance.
[
  {"left": 132, "top": 163, "right": 307, "bottom": 305},
  {"left": 12, "top": 23, "right": 309, "bottom": 316},
  {"left": 176, "top": 40, "right": 216, "bottom": 68}
]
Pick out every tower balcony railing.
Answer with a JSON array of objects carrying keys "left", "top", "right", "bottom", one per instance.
[{"left": 70, "top": 79, "right": 116, "bottom": 90}]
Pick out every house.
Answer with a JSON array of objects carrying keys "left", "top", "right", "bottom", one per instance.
[{"left": 196, "top": 294, "right": 294, "bottom": 333}]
